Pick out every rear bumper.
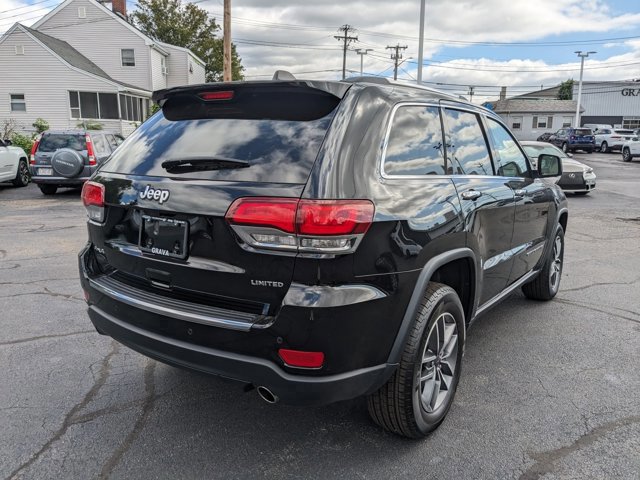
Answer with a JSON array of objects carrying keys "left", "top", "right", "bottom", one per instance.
[
  {"left": 31, "top": 175, "right": 90, "bottom": 186},
  {"left": 567, "top": 144, "right": 595, "bottom": 152},
  {"left": 88, "top": 304, "right": 393, "bottom": 405}
]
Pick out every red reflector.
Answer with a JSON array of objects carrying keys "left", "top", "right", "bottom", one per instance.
[
  {"left": 199, "top": 91, "right": 234, "bottom": 101},
  {"left": 225, "top": 197, "right": 298, "bottom": 233},
  {"left": 297, "top": 200, "right": 374, "bottom": 236},
  {"left": 278, "top": 349, "right": 324, "bottom": 368},
  {"left": 81, "top": 181, "right": 105, "bottom": 207}
]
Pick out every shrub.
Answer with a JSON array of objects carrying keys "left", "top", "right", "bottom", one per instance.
[
  {"left": 32, "top": 118, "right": 49, "bottom": 134},
  {"left": 10, "top": 132, "right": 33, "bottom": 154}
]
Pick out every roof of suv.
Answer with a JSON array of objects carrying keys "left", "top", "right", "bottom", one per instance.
[{"left": 43, "top": 130, "right": 119, "bottom": 135}]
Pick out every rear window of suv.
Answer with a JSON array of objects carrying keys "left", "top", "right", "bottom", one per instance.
[
  {"left": 38, "top": 134, "right": 87, "bottom": 152},
  {"left": 574, "top": 129, "right": 592, "bottom": 136}
]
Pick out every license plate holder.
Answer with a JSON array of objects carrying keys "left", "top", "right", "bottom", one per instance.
[
  {"left": 139, "top": 214, "right": 189, "bottom": 259},
  {"left": 37, "top": 168, "right": 52, "bottom": 176}
]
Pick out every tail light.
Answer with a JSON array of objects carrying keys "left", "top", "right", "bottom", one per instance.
[
  {"left": 199, "top": 91, "right": 234, "bottom": 101},
  {"left": 86, "top": 134, "right": 96, "bottom": 166},
  {"left": 611, "top": 136, "right": 621, "bottom": 139},
  {"left": 225, "top": 198, "right": 374, "bottom": 254},
  {"left": 81, "top": 181, "right": 105, "bottom": 222},
  {"left": 29, "top": 135, "right": 41, "bottom": 165},
  {"left": 569, "top": 135, "right": 576, "bottom": 141},
  {"left": 278, "top": 349, "right": 324, "bottom": 369}
]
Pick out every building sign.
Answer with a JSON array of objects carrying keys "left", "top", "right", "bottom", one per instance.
[{"left": 621, "top": 88, "right": 640, "bottom": 97}]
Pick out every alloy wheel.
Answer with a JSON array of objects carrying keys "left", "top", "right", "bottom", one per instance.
[
  {"left": 600, "top": 142, "right": 608, "bottom": 153},
  {"left": 549, "top": 234, "right": 563, "bottom": 292},
  {"left": 418, "top": 312, "right": 459, "bottom": 413},
  {"left": 19, "top": 161, "right": 30, "bottom": 185}
]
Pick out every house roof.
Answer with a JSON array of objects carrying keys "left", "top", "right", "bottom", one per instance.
[
  {"left": 23, "top": 25, "right": 113, "bottom": 82},
  {"left": 492, "top": 99, "right": 582, "bottom": 114}
]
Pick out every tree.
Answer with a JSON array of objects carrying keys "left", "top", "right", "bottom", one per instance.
[
  {"left": 557, "top": 79, "right": 574, "bottom": 100},
  {"left": 131, "top": 0, "right": 244, "bottom": 82}
]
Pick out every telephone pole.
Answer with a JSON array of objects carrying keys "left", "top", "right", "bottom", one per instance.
[
  {"left": 335, "top": 25, "right": 358, "bottom": 80},
  {"left": 386, "top": 44, "right": 408, "bottom": 81},
  {"left": 468, "top": 86, "right": 475, "bottom": 103},
  {"left": 223, "top": 0, "right": 232, "bottom": 81},
  {"left": 355, "top": 48, "right": 372, "bottom": 75}
]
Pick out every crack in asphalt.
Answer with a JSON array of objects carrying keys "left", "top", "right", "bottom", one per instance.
[
  {"left": 560, "top": 276, "right": 640, "bottom": 293},
  {"left": 554, "top": 297, "right": 640, "bottom": 325},
  {"left": 0, "top": 330, "right": 94, "bottom": 347},
  {"left": 7, "top": 341, "right": 119, "bottom": 480},
  {"left": 0, "top": 277, "right": 78, "bottom": 286},
  {"left": 98, "top": 360, "right": 157, "bottom": 479},
  {"left": 0, "top": 287, "right": 83, "bottom": 302},
  {"left": 519, "top": 414, "right": 640, "bottom": 480}
]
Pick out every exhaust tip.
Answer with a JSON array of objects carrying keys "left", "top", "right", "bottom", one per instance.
[{"left": 257, "top": 386, "right": 278, "bottom": 404}]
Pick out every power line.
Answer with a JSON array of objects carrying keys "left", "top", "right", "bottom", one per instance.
[
  {"left": 386, "top": 44, "right": 408, "bottom": 81},
  {"left": 0, "top": 0, "right": 57, "bottom": 16}
]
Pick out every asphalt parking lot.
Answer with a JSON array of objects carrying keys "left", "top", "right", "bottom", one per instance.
[{"left": 1, "top": 152, "right": 639, "bottom": 480}]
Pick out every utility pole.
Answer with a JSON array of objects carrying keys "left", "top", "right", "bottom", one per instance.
[
  {"left": 386, "top": 44, "right": 408, "bottom": 81},
  {"left": 417, "top": 0, "right": 426, "bottom": 84},
  {"left": 223, "top": 0, "right": 232, "bottom": 82},
  {"left": 574, "top": 50, "right": 596, "bottom": 127},
  {"left": 335, "top": 25, "right": 358, "bottom": 80},
  {"left": 355, "top": 48, "right": 372, "bottom": 75},
  {"left": 468, "top": 86, "right": 475, "bottom": 103}
]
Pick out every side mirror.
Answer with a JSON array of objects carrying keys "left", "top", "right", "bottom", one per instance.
[{"left": 537, "top": 154, "right": 562, "bottom": 177}]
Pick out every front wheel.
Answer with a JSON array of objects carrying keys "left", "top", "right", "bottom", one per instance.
[
  {"left": 522, "top": 224, "right": 564, "bottom": 301},
  {"left": 562, "top": 143, "right": 569, "bottom": 153},
  {"left": 367, "top": 283, "right": 465, "bottom": 438},
  {"left": 600, "top": 142, "right": 608, "bottom": 153},
  {"left": 12, "top": 159, "right": 30, "bottom": 187},
  {"left": 622, "top": 148, "right": 632, "bottom": 162}
]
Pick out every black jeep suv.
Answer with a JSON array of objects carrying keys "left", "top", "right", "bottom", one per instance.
[{"left": 78, "top": 77, "right": 567, "bottom": 438}]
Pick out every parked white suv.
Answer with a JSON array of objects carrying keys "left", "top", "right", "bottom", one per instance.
[
  {"left": 0, "top": 139, "right": 30, "bottom": 188},
  {"left": 621, "top": 131, "right": 640, "bottom": 162},
  {"left": 595, "top": 128, "right": 635, "bottom": 153}
]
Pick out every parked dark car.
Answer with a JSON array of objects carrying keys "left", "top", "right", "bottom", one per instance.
[
  {"left": 536, "top": 132, "right": 553, "bottom": 142},
  {"left": 548, "top": 127, "right": 595, "bottom": 153},
  {"left": 78, "top": 76, "right": 567, "bottom": 438},
  {"left": 29, "top": 129, "right": 124, "bottom": 195}
]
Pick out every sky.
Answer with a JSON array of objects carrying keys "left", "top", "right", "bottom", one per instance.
[{"left": 2, "top": 0, "right": 640, "bottom": 102}]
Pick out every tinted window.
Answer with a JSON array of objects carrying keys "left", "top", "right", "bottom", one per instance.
[
  {"left": 442, "top": 109, "right": 493, "bottom": 175},
  {"left": 384, "top": 105, "right": 445, "bottom": 176},
  {"left": 102, "top": 111, "right": 335, "bottom": 183},
  {"left": 486, "top": 118, "right": 529, "bottom": 177},
  {"left": 522, "top": 144, "right": 567, "bottom": 160},
  {"left": 92, "top": 134, "right": 108, "bottom": 154},
  {"left": 105, "top": 134, "right": 118, "bottom": 150},
  {"left": 574, "top": 128, "right": 592, "bottom": 135},
  {"left": 38, "top": 134, "right": 86, "bottom": 152}
]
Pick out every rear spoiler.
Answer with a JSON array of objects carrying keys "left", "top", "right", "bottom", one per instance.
[{"left": 153, "top": 81, "right": 352, "bottom": 122}]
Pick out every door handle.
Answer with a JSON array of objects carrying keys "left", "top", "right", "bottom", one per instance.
[
  {"left": 461, "top": 189, "right": 482, "bottom": 201},
  {"left": 514, "top": 189, "right": 527, "bottom": 197}
]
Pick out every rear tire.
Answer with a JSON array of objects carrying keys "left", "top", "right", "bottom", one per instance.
[
  {"left": 622, "top": 148, "right": 632, "bottom": 162},
  {"left": 522, "top": 224, "right": 564, "bottom": 301},
  {"left": 562, "top": 143, "right": 569, "bottom": 153},
  {"left": 12, "top": 159, "right": 30, "bottom": 187},
  {"left": 600, "top": 142, "right": 608, "bottom": 153},
  {"left": 367, "top": 283, "right": 465, "bottom": 438},
  {"left": 39, "top": 184, "right": 57, "bottom": 195}
]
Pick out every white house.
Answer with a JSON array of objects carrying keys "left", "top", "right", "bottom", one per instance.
[{"left": 0, "top": 0, "right": 206, "bottom": 136}]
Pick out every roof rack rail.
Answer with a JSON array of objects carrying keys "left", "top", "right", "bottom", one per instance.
[{"left": 272, "top": 70, "right": 296, "bottom": 81}]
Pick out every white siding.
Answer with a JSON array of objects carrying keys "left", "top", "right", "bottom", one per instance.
[
  {"left": 572, "top": 82, "right": 640, "bottom": 117},
  {"left": 0, "top": 29, "right": 121, "bottom": 134},
  {"left": 497, "top": 112, "right": 574, "bottom": 141},
  {"left": 36, "top": 0, "right": 151, "bottom": 90},
  {"left": 160, "top": 44, "right": 206, "bottom": 87},
  {"left": 188, "top": 53, "right": 206, "bottom": 85},
  {"left": 150, "top": 48, "right": 167, "bottom": 91}
]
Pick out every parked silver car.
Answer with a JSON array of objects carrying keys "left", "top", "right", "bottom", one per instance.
[
  {"left": 594, "top": 128, "right": 635, "bottom": 153},
  {"left": 521, "top": 141, "right": 596, "bottom": 195}
]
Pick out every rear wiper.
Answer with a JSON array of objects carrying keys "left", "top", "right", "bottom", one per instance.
[{"left": 161, "top": 157, "right": 250, "bottom": 173}]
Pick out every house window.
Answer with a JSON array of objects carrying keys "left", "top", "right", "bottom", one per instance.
[
  {"left": 121, "top": 49, "right": 135, "bottom": 67},
  {"left": 68, "top": 91, "right": 119, "bottom": 119},
  {"left": 622, "top": 117, "right": 640, "bottom": 129},
  {"left": 562, "top": 116, "right": 573, "bottom": 128},
  {"left": 78, "top": 6, "right": 86, "bottom": 18},
  {"left": 511, "top": 116, "right": 522, "bottom": 130},
  {"left": 10, "top": 94, "right": 26, "bottom": 112},
  {"left": 119, "top": 94, "right": 146, "bottom": 122},
  {"left": 532, "top": 115, "right": 553, "bottom": 129},
  {"left": 14, "top": 45, "right": 24, "bottom": 55},
  {"left": 161, "top": 56, "right": 167, "bottom": 75}
]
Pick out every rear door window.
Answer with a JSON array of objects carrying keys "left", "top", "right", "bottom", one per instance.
[
  {"left": 105, "top": 134, "right": 118, "bottom": 150},
  {"left": 38, "top": 134, "right": 86, "bottom": 152},
  {"left": 92, "top": 134, "right": 108, "bottom": 155},
  {"left": 442, "top": 108, "right": 493, "bottom": 175},
  {"left": 383, "top": 105, "right": 446, "bottom": 176},
  {"left": 102, "top": 112, "right": 336, "bottom": 184}
]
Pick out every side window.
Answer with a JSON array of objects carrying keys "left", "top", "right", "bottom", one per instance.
[
  {"left": 92, "top": 134, "right": 108, "bottom": 155},
  {"left": 105, "top": 134, "right": 118, "bottom": 150},
  {"left": 485, "top": 118, "right": 530, "bottom": 178},
  {"left": 383, "top": 105, "right": 446, "bottom": 176},
  {"left": 442, "top": 108, "right": 493, "bottom": 175}
]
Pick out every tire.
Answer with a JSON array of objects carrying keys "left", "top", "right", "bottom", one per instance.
[
  {"left": 600, "top": 142, "right": 608, "bottom": 153},
  {"left": 562, "top": 143, "right": 568, "bottom": 153},
  {"left": 522, "top": 224, "right": 564, "bottom": 301},
  {"left": 622, "top": 148, "right": 632, "bottom": 162},
  {"left": 574, "top": 191, "right": 589, "bottom": 196},
  {"left": 11, "top": 159, "right": 30, "bottom": 187},
  {"left": 586, "top": 149, "right": 593, "bottom": 154},
  {"left": 39, "top": 184, "right": 57, "bottom": 195},
  {"left": 367, "top": 283, "right": 465, "bottom": 438}
]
